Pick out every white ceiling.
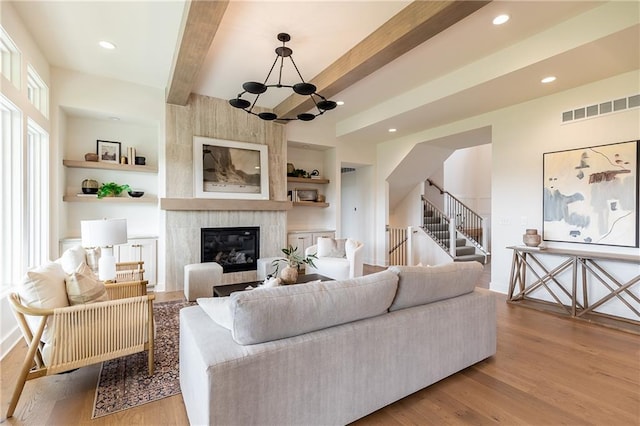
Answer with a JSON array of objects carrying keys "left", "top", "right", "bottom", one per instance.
[{"left": 9, "top": 0, "right": 639, "bottom": 148}]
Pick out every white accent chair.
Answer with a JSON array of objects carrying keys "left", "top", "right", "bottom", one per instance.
[
  {"left": 184, "top": 262, "right": 223, "bottom": 301},
  {"left": 305, "top": 237, "right": 364, "bottom": 280}
]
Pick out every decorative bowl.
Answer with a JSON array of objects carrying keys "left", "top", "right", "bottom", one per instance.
[{"left": 128, "top": 190, "right": 144, "bottom": 198}]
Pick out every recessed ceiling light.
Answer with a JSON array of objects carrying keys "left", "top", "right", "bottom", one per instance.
[
  {"left": 336, "top": 101, "right": 345, "bottom": 106},
  {"left": 541, "top": 76, "right": 556, "bottom": 84},
  {"left": 388, "top": 128, "right": 397, "bottom": 133},
  {"left": 493, "top": 14, "right": 510, "bottom": 25},
  {"left": 99, "top": 40, "right": 116, "bottom": 50}
]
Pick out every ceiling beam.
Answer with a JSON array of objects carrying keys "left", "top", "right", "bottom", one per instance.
[
  {"left": 166, "top": 0, "right": 229, "bottom": 106},
  {"left": 273, "top": 0, "right": 491, "bottom": 120}
]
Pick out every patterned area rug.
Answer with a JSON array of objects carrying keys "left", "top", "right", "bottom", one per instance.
[{"left": 92, "top": 299, "right": 194, "bottom": 418}]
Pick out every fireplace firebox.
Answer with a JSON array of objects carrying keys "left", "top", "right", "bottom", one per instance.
[{"left": 201, "top": 227, "right": 259, "bottom": 273}]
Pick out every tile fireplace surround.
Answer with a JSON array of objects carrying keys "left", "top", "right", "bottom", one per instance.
[{"left": 163, "top": 94, "right": 288, "bottom": 292}]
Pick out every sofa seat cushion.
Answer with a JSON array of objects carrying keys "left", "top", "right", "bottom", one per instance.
[
  {"left": 228, "top": 270, "right": 399, "bottom": 345},
  {"left": 388, "top": 262, "right": 483, "bottom": 312}
]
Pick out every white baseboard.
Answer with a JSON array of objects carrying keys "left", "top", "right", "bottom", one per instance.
[{"left": 1, "top": 327, "right": 22, "bottom": 361}]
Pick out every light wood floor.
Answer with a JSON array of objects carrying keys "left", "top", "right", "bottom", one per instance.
[{"left": 2, "top": 265, "right": 638, "bottom": 425}]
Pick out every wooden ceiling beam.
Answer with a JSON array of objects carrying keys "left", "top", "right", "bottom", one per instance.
[
  {"left": 166, "top": 0, "right": 229, "bottom": 106},
  {"left": 273, "top": 1, "right": 491, "bottom": 120}
]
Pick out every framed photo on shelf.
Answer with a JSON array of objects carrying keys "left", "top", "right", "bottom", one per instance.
[
  {"left": 193, "top": 136, "right": 269, "bottom": 200},
  {"left": 295, "top": 188, "right": 318, "bottom": 202},
  {"left": 97, "top": 140, "right": 121, "bottom": 164}
]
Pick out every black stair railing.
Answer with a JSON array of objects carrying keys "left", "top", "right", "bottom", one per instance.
[
  {"left": 421, "top": 197, "right": 456, "bottom": 256},
  {"left": 426, "top": 179, "right": 489, "bottom": 256}
]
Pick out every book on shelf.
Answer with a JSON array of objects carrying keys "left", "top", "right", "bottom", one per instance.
[{"left": 76, "top": 193, "right": 98, "bottom": 197}]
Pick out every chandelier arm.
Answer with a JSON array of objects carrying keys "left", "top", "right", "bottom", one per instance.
[
  {"left": 262, "top": 56, "right": 280, "bottom": 85},
  {"left": 288, "top": 55, "right": 307, "bottom": 82}
]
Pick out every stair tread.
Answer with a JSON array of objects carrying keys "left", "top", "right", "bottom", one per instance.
[{"left": 454, "top": 254, "right": 486, "bottom": 263}]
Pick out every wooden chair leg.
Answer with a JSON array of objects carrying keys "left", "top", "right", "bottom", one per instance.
[{"left": 6, "top": 338, "right": 43, "bottom": 418}]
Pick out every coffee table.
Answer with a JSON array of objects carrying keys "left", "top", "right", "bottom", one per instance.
[{"left": 213, "top": 273, "right": 331, "bottom": 297}]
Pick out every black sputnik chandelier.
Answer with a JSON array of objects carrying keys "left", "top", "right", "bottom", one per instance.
[{"left": 228, "top": 33, "right": 337, "bottom": 121}]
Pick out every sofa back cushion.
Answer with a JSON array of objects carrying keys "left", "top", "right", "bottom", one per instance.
[
  {"left": 387, "top": 262, "right": 483, "bottom": 312},
  {"left": 229, "top": 270, "right": 398, "bottom": 345}
]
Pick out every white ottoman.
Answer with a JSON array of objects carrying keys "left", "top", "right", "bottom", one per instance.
[
  {"left": 184, "top": 262, "right": 223, "bottom": 301},
  {"left": 257, "top": 257, "right": 288, "bottom": 280}
]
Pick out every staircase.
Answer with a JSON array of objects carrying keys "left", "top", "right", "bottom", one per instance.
[{"left": 422, "top": 182, "right": 489, "bottom": 263}]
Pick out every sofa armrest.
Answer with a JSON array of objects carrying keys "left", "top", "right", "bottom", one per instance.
[
  {"left": 305, "top": 244, "right": 318, "bottom": 257},
  {"left": 346, "top": 242, "right": 364, "bottom": 278}
]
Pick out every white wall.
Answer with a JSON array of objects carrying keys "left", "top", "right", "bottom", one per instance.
[
  {"left": 377, "top": 70, "right": 639, "bottom": 319},
  {"left": 444, "top": 144, "right": 492, "bottom": 216}
]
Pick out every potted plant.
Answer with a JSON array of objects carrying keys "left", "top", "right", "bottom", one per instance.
[
  {"left": 272, "top": 245, "right": 318, "bottom": 284},
  {"left": 97, "top": 182, "right": 131, "bottom": 199}
]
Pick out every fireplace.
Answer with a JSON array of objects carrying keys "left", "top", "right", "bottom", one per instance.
[{"left": 201, "top": 227, "right": 259, "bottom": 273}]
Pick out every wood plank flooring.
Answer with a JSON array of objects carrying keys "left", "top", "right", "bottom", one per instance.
[{"left": 1, "top": 264, "right": 638, "bottom": 425}]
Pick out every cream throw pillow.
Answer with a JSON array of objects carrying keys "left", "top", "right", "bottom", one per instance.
[
  {"left": 316, "top": 237, "right": 346, "bottom": 258},
  {"left": 65, "top": 262, "right": 109, "bottom": 305},
  {"left": 55, "top": 245, "right": 87, "bottom": 274},
  {"left": 18, "top": 262, "right": 69, "bottom": 344},
  {"left": 198, "top": 297, "right": 233, "bottom": 330}
]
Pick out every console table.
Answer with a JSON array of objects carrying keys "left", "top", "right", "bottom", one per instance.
[{"left": 507, "top": 246, "right": 640, "bottom": 333}]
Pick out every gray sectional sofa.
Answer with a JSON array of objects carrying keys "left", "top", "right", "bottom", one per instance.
[{"left": 179, "top": 261, "right": 496, "bottom": 425}]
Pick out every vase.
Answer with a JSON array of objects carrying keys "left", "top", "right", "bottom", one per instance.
[
  {"left": 523, "top": 229, "right": 542, "bottom": 247},
  {"left": 81, "top": 179, "right": 99, "bottom": 194},
  {"left": 280, "top": 265, "right": 298, "bottom": 285}
]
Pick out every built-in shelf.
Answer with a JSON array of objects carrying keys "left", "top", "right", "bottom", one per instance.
[
  {"left": 287, "top": 177, "right": 330, "bottom": 184},
  {"left": 63, "top": 195, "right": 158, "bottom": 203},
  {"left": 293, "top": 201, "right": 329, "bottom": 208},
  {"left": 160, "top": 198, "right": 293, "bottom": 211},
  {"left": 63, "top": 159, "right": 158, "bottom": 173}
]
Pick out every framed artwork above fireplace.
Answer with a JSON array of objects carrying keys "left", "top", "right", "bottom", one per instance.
[{"left": 194, "top": 136, "right": 269, "bottom": 200}]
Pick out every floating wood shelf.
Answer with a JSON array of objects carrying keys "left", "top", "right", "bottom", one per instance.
[
  {"left": 292, "top": 201, "right": 329, "bottom": 208},
  {"left": 287, "top": 177, "right": 330, "bottom": 184},
  {"left": 63, "top": 195, "right": 158, "bottom": 203},
  {"left": 63, "top": 160, "right": 158, "bottom": 173}
]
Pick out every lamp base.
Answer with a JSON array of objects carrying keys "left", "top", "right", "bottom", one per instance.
[{"left": 98, "top": 247, "right": 116, "bottom": 282}]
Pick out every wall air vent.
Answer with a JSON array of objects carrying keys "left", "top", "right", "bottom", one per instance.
[
  {"left": 341, "top": 167, "right": 356, "bottom": 173},
  {"left": 562, "top": 93, "right": 639, "bottom": 123}
]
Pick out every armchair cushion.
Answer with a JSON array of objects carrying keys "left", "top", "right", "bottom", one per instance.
[
  {"left": 316, "top": 237, "right": 346, "bottom": 258},
  {"left": 18, "top": 262, "right": 69, "bottom": 344},
  {"left": 65, "top": 262, "right": 109, "bottom": 305}
]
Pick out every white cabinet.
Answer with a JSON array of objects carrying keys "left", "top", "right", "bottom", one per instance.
[
  {"left": 114, "top": 238, "right": 157, "bottom": 286},
  {"left": 59, "top": 237, "right": 158, "bottom": 286},
  {"left": 287, "top": 230, "right": 335, "bottom": 257}
]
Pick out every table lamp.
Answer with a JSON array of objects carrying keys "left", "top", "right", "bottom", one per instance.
[{"left": 81, "top": 218, "right": 127, "bottom": 281}]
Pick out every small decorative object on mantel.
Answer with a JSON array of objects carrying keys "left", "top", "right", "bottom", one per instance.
[
  {"left": 135, "top": 156, "right": 146, "bottom": 165},
  {"left": 271, "top": 245, "right": 318, "bottom": 285},
  {"left": 287, "top": 163, "right": 296, "bottom": 176},
  {"left": 523, "top": 229, "right": 542, "bottom": 247},
  {"left": 85, "top": 153, "right": 99, "bottom": 162}
]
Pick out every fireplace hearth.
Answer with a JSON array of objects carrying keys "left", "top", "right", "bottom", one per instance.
[{"left": 201, "top": 227, "right": 259, "bottom": 273}]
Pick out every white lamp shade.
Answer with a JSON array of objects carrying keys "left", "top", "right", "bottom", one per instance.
[{"left": 81, "top": 218, "right": 128, "bottom": 248}]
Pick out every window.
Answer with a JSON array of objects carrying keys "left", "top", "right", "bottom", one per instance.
[
  {"left": 27, "top": 64, "right": 48, "bottom": 117},
  {"left": 0, "top": 27, "right": 21, "bottom": 88},
  {"left": 0, "top": 95, "right": 23, "bottom": 289},
  {"left": 26, "top": 119, "right": 49, "bottom": 268}
]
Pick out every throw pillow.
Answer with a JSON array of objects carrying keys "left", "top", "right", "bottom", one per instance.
[
  {"left": 55, "top": 245, "right": 87, "bottom": 274},
  {"left": 316, "top": 237, "right": 346, "bottom": 258},
  {"left": 18, "top": 262, "right": 69, "bottom": 344},
  {"left": 198, "top": 297, "right": 233, "bottom": 330},
  {"left": 65, "top": 262, "right": 109, "bottom": 305}
]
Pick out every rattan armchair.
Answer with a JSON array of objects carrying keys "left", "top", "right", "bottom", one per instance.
[{"left": 5, "top": 280, "right": 154, "bottom": 419}]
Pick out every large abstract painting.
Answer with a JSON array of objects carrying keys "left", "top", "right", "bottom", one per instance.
[{"left": 543, "top": 140, "right": 639, "bottom": 247}]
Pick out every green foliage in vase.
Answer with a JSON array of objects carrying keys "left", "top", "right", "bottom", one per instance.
[
  {"left": 270, "top": 245, "right": 318, "bottom": 276},
  {"left": 97, "top": 182, "right": 131, "bottom": 199}
]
